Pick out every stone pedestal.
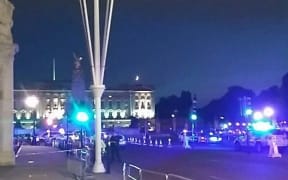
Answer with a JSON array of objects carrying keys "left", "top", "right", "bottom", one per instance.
[
  {"left": 0, "top": 44, "right": 15, "bottom": 166},
  {"left": 0, "top": 0, "right": 15, "bottom": 166}
]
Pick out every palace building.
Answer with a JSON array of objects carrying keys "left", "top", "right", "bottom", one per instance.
[{"left": 14, "top": 81, "right": 155, "bottom": 129}]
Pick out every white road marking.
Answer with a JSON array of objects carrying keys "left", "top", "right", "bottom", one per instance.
[
  {"left": 15, "top": 145, "right": 22, "bottom": 158},
  {"left": 209, "top": 175, "right": 226, "bottom": 180},
  {"left": 27, "top": 160, "right": 34, "bottom": 164}
]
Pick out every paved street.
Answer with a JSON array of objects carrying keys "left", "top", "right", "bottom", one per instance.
[
  {"left": 0, "top": 146, "right": 122, "bottom": 180},
  {"left": 121, "top": 144, "right": 288, "bottom": 180},
  {"left": 1, "top": 144, "right": 288, "bottom": 180}
]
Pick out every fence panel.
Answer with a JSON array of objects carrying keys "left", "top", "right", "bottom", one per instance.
[
  {"left": 124, "top": 163, "right": 193, "bottom": 180},
  {"left": 141, "top": 169, "right": 168, "bottom": 180}
]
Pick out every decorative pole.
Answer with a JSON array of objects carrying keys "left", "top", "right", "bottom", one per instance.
[{"left": 79, "top": 0, "right": 114, "bottom": 173}]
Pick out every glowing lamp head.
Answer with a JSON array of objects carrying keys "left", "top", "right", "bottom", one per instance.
[
  {"left": 253, "top": 111, "right": 263, "bottom": 120},
  {"left": 76, "top": 111, "right": 89, "bottom": 122},
  {"left": 263, "top": 107, "right": 274, "bottom": 117},
  {"left": 58, "top": 128, "right": 65, "bottom": 135},
  {"left": 25, "top": 95, "right": 39, "bottom": 108},
  {"left": 245, "top": 109, "right": 253, "bottom": 116},
  {"left": 191, "top": 114, "right": 197, "bottom": 121},
  {"left": 46, "top": 118, "right": 53, "bottom": 126}
]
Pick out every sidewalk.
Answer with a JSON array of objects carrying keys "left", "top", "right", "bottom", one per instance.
[{"left": 0, "top": 145, "right": 123, "bottom": 180}]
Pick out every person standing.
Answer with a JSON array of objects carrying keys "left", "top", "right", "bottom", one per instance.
[
  {"left": 110, "top": 134, "right": 122, "bottom": 163},
  {"left": 102, "top": 137, "right": 111, "bottom": 174}
]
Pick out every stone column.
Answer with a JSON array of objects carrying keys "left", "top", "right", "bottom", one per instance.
[{"left": 0, "top": 0, "right": 16, "bottom": 166}]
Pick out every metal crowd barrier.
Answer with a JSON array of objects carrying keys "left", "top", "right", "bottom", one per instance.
[
  {"left": 67, "top": 147, "right": 91, "bottom": 180},
  {"left": 123, "top": 163, "right": 193, "bottom": 180}
]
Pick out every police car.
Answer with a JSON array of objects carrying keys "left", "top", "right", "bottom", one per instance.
[{"left": 234, "top": 129, "right": 288, "bottom": 152}]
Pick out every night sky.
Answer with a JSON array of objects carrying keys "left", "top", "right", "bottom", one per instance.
[{"left": 11, "top": 0, "right": 288, "bottom": 106}]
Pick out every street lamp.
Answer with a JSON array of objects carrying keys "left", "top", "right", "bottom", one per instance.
[
  {"left": 79, "top": 0, "right": 114, "bottom": 173},
  {"left": 245, "top": 108, "right": 253, "bottom": 116},
  {"left": 25, "top": 95, "right": 39, "bottom": 145},
  {"left": 263, "top": 107, "right": 274, "bottom": 117}
]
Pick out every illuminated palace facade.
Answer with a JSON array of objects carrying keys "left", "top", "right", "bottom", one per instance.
[{"left": 13, "top": 82, "right": 155, "bottom": 128}]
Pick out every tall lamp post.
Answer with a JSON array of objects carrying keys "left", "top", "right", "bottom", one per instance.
[
  {"left": 25, "top": 95, "right": 39, "bottom": 145},
  {"left": 79, "top": 0, "right": 115, "bottom": 173}
]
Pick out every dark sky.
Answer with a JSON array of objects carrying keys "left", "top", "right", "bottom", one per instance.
[{"left": 11, "top": 0, "right": 288, "bottom": 106}]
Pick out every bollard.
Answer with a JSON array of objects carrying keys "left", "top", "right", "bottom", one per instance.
[
  {"left": 138, "top": 139, "right": 141, "bottom": 145},
  {"left": 150, "top": 139, "right": 153, "bottom": 146},
  {"left": 143, "top": 139, "right": 146, "bottom": 145},
  {"left": 159, "top": 140, "right": 163, "bottom": 147},
  {"left": 168, "top": 138, "right": 172, "bottom": 147},
  {"left": 268, "top": 135, "right": 282, "bottom": 158},
  {"left": 155, "top": 139, "right": 158, "bottom": 146}
]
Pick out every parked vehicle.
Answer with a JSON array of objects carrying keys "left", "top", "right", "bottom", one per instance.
[
  {"left": 36, "top": 131, "right": 63, "bottom": 146},
  {"left": 234, "top": 129, "right": 288, "bottom": 152}
]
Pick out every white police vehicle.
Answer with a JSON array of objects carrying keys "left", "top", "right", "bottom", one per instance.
[{"left": 234, "top": 129, "right": 288, "bottom": 152}]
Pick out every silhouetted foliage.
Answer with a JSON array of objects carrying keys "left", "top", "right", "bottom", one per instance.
[{"left": 157, "top": 72, "right": 288, "bottom": 129}]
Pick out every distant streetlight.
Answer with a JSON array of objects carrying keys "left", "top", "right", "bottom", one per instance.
[
  {"left": 191, "top": 114, "right": 197, "bottom": 121},
  {"left": 47, "top": 117, "right": 53, "bottom": 126},
  {"left": 135, "top": 75, "right": 140, "bottom": 81},
  {"left": 25, "top": 95, "right": 39, "bottom": 109},
  {"left": 263, "top": 107, "right": 274, "bottom": 117},
  {"left": 245, "top": 108, "right": 253, "bottom": 116},
  {"left": 25, "top": 95, "right": 39, "bottom": 145}
]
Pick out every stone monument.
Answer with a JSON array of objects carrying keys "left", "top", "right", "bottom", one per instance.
[{"left": 0, "top": 0, "right": 16, "bottom": 166}]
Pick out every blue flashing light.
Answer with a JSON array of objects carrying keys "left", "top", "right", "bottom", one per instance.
[{"left": 252, "top": 121, "right": 274, "bottom": 132}]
